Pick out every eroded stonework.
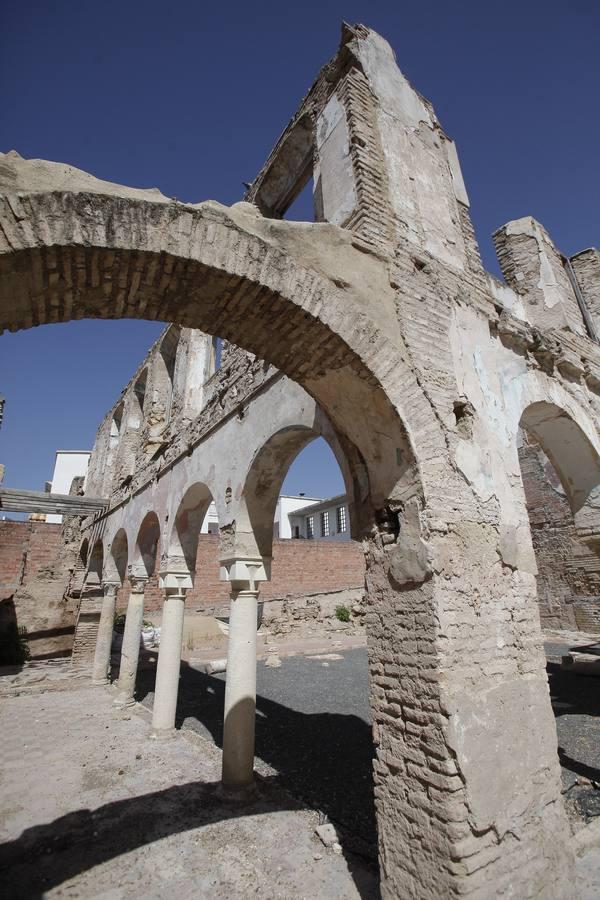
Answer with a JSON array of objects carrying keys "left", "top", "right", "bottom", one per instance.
[{"left": 2, "top": 22, "right": 600, "bottom": 900}]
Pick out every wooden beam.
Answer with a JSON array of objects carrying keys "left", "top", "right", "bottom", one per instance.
[{"left": 0, "top": 487, "right": 108, "bottom": 517}]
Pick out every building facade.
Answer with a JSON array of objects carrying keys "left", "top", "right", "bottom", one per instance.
[{"left": 289, "top": 494, "right": 350, "bottom": 541}]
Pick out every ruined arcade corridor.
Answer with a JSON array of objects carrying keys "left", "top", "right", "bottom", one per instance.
[{"left": 2, "top": 16, "right": 600, "bottom": 900}]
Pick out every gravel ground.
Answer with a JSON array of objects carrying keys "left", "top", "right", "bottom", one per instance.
[
  {"left": 137, "top": 643, "right": 600, "bottom": 855},
  {"left": 138, "top": 648, "right": 377, "bottom": 857}
]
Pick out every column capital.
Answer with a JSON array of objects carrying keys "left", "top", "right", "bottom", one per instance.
[
  {"left": 219, "top": 556, "right": 270, "bottom": 589},
  {"left": 129, "top": 575, "right": 148, "bottom": 594},
  {"left": 102, "top": 580, "right": 120, "bottom": 597},
  {"left": 158, "top": 566, "right": 193, "bottom": 593}
]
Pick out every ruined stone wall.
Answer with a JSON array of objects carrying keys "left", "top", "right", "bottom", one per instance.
[
  {"left": 0, "top": 521, "right": 62, "bottom": 601},
  {"left": 520, "top": 433, "right": 600, "bottom": 632},
  {"left": 85, "top": 324, "right": 217, "bottom": 498},
  {"left": 571, "top": 248, "right": 600, "bottom": 338},
  {"left": 4, "top": 22, "right": 599, "bottom": 895},
  {"left": 0, "top": 520, "right": 78, "bottom": 659}
]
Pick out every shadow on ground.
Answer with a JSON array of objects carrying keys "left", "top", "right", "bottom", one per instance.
[
  {"left": 135, "top": 658, "right": 379, "bottom": 861},
  {"left": 0, "top": 775, "right": 375, "bottom": 900}
]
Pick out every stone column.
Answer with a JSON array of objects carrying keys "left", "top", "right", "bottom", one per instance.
[
  {"left": 114, "top": 574, "right": 147, "bottom": 707},
  {"left": 151, "top": 569, "right": 191, "bottom": 735},
  {"left": 91, "top": 581, "right": 119, "bottom": 685},
  {"left": 221, "top": 585, "right": 259, "bottom": 792}
]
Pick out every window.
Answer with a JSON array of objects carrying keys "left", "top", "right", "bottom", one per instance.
[
  {"left": 337, "top": 505, "right": 347, "bottom": 533},
  {"left": 307, "top": 515, "right": 314, "bottom": 539},
  {"left": 321, "top": 510, "right": 330, "bottom": 537},
  {"left": 207, "top": 522, "right": 219, "bottom": 535}
]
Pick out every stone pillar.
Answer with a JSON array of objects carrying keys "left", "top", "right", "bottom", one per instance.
[
  {"left": 151, "top": 569, "right": 191, "bottom": 735},
  {"left": 91, "top": 581, "right": 119, "bottom": 685},
  {"left": 218, "top": 556, "right": 268, "bottom": 794},
  {"left": 221, "top": 586, "right": 259, "bottom": 791},
  {"left": 114, "top": 574, "right": 147, "bottom": 707}
]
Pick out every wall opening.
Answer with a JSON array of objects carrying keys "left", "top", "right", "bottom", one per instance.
[{"left": 110, "top": 402, "right": 124, "bottom": 449}]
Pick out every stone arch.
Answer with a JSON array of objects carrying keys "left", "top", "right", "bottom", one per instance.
[
  {"left": 132, "top": 367, "right": 148, "bottom": 423},
  {"left": 231, "top": 421, "right": 362, "bottom": 563},
  {"left": 167, "top": 482, "right": 215, "bottom": 577},
  {"left": 153, "top": 326, "right": 181, "bottom": 425},
  {"left": 132, "top": 511, "right": 161, "bottom": 578},
  {"left": 109, "top": 402, "right": 124, "bottom": 451},
  {"left": 520, "top": 400, "right": 600, "bottom": 539},
  {"left": 0, "top": 168, "right": 441, "bottom": 515},
  {"left": 105, "top": 528, "right": 129, "bottom": 584},
  {"left": 79, "top": 538, "right": 89, "bottom": 569},
  {"left": 5, "top": 159, "right": 574, "bottom": 897},
  {"left": 87, "top": 539, "right": 104, "bottom": 586}
]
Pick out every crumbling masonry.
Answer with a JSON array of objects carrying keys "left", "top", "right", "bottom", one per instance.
[{"left": 2, "top": 23, "right": 600, "bottom": 899}]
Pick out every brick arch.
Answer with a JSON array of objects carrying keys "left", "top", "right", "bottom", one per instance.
[
  {"left": 520, "top": 400, "right": 600, "bottom": 539},
  {"left": 0, "top": 160, "right": 444, "bottom": 511},
  {"left": 166, "top": 482, "right": 215, "bottom": 577},
  {"left": 131, "top": 511, "right": 161, "bottom": 579},
  {"left": 232, "top": 422, "right": 361, "bottom": 563},
  {"left": 105, "top": 528, "right": 129, "bottom": 584}
]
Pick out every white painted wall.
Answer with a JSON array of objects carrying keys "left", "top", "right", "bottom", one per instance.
[
  {"left": 289, "top": 496, "right": 350, "bottom": 542},
  {"left": 201, "top": 500, "right": 219, "bottom": 534},
  {"left": 275, "top": 495, "right": 322, "bottom": 538},
  {"left": 47, "top": 451, "right": 91, "bottom": 523}
]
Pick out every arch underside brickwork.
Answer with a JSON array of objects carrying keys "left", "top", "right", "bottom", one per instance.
[{"left": 0, "top": 179, "right": 440, "bottom": 520}]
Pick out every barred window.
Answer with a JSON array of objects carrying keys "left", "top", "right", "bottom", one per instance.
[
  {"left": 321, "top": 510, "right": 330, "bottom": 537},
  {"left": 337, "top": 505, "right": 347, "bottom": 533},
  {"left": 307, "top": 515, "right": 314, "bottom": 539}
]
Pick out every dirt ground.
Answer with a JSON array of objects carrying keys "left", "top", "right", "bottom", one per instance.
[
  {"left": 1, "top": 630, "right": 600, "bottom": 898},
  {"left": 0, "top": 677, "right": 376, "bottom": 899}
]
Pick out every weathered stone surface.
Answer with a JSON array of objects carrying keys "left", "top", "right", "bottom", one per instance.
[{"left": 4, "top": 20, "right": 600, "bottom": 899}]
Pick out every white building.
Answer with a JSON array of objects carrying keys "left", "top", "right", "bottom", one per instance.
[
  {"left": 274, "top": 494, "right": 322, "bottom": 538},
  {"left": 200, "top": 493, "right": 347, "bottom": 540},
  {"left": 46, "top": 451, "right": 91, "bottom": 523},
  {"left": 289, "top": 494, "right": 350, "bottom": 542}
]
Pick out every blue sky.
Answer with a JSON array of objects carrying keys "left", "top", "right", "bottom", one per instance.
[{"left": 1, "top": 0, "right": 598, "bottom": 497}]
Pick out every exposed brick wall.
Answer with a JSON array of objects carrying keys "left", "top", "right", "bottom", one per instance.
[
  {"left": 0, "top": 521, "right": 62, "bottom": 601},
  {"left": 519, "top": 434, "right": 600, "bottom": 632},
  {"left": 116, "top": 536, "right": 366, "bottom": 613}
]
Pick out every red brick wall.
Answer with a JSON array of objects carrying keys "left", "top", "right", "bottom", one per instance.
[
  {"left": 0, "top": 520, "right": 63, "bottom": 601},
  {"left": 117, "top": 536, "right": 366, "bottom": 613}
]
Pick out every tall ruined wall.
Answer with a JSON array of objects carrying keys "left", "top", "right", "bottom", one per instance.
[
  {"left": 85, "top": 325, "right": 216, "bottom": 498},
  {"left": 571, "top": 248, "right": 600, "bottom": 338},
  {"left": 519, "top": 433, "right": 600, "bottom": 632}
]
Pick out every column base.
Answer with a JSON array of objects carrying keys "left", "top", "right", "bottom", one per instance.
[
  {"left": 150, "top": 727, "right": 177, "bottom": 741},
  {"left": 217, "top": 780, "right": 258, "bottom": 802},
  {"left": 113, "top": 694, "right": 135, "bottom": 709}
]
